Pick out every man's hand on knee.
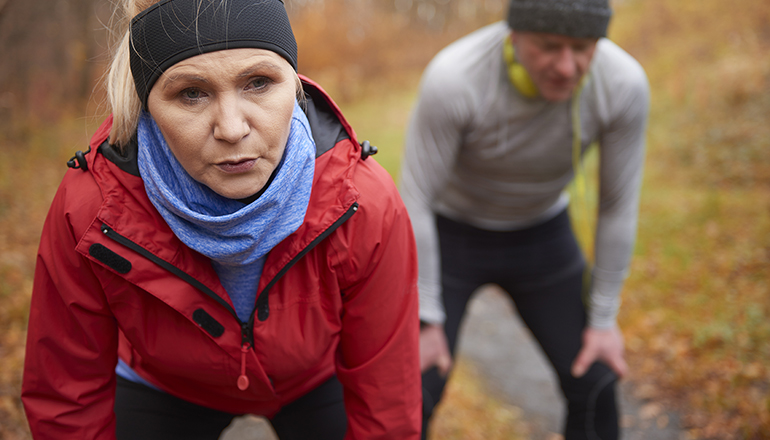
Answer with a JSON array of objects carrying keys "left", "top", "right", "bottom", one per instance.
[
  {"left": 571, "top": 326, "right": 627, "bottom": 378},
  {"left": 419, "top": 324, "right": 453, "bottom": 376}
]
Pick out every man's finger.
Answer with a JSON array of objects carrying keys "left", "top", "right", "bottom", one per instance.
[
  {"left": 571, "top": 346, "right": 596, "bottom": 378},
  {"left": 607, "top": 354, "right": 628, "bottom": 379},
  {"left": 436, "top": 351, "right": 453, "bottom": 377}
]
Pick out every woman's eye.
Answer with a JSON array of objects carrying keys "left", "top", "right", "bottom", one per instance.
[
  {"left": 248, "top": 77, "right": 270, "bottom": 90},
  {"left": 182, "top": 88, "right": 201, "bottom": 100}
]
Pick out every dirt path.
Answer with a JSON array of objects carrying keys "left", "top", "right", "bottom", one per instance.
[
  {"left": 457, "top": 285, "right": 686, "bottom": 440},
  {"left": 219, "top": 285, "right": 687, "bottom": 440}
]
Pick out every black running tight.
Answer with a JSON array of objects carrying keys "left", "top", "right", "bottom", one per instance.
[
  {"left": 115, "top": 374, "right": 347, "bottom": 440},
  {"left": 421, "top": 210, "right": 619, "bottom": 440}
]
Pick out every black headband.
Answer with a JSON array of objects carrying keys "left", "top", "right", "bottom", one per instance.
[{"left": 129, "top": 0, "right": 298, "bottom": 110}]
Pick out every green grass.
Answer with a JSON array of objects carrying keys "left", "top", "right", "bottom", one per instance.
[{"left": 337, "top": 85, "right": 419, "bottom": 183}]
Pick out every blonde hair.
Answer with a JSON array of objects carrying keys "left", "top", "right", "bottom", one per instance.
[
  {"left": 107, "top": 0, "right": 160, "bottom": 150},
  {"left": 105, "top": 0, "right": 303, "bottom": 151}
]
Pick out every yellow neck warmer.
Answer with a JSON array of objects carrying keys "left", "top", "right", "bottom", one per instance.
[{"left": 502, "top": 35, "right": 539, "bottom": 99}]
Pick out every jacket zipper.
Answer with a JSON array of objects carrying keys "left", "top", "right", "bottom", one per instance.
[
  {"left": 100, "top": 201, "right": 359, "bottom": 390},
  {"left": 251, "top": 202, "right": 359, "bottom": 323},
  {"left": 100, "top": 224, "right": 239, "bottom": 318}
]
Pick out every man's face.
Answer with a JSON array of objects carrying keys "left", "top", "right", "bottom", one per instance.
[{"left": 510, "top": 31, "right": 599, "bottom": 102}]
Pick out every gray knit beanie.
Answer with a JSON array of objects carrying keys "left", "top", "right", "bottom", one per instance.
[{"left": 507, "top": 0, "right": 612, "bottom": 39}]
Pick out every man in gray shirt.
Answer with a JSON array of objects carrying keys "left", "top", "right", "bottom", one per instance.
[{"left": 399, "top": 0, "right": 649, "bottom": 438}]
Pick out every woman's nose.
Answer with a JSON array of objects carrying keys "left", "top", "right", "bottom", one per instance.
[{"left": 213, "top": 97, "right": 250, "bottom": 143}]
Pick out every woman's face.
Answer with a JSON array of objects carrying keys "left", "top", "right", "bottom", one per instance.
[{"left": 147, "top": 48, "right": 297, "bottom": 200}]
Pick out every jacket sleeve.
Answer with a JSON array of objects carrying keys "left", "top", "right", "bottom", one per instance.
[
  {"left": 331, "top": 160, "right": 422, "bottom": 440},
  {"left": 22, "top": 176, "right": 119, "bottom": 439}
]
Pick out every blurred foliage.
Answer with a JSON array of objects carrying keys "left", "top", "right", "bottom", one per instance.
[
  {"left": 287, "top": 0, "right": 507, "bottom": 102},
  {"left": 1, "top": 0, "right": 769, "bottom": 438},
  {"left": 608, "top": 0, "right": 770, "bottom": 438},
  {"left": 0, "top": 0, "right": 112, "bottom": 134},
  {"left": 338, "top": 84, "right": 420, "bottom": 182},
  {"left": 0, "top": 0, "right": 505, "bottom": 134},
  {"left": 428, "top": 358, "right": 529, "bottom": 440},
  {"left": 0, "top": 118, "right": 100, "bottom": 438}
]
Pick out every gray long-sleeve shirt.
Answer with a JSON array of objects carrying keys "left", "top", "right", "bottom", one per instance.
[{"left": 399, "top": 22, "right": 649, "bottom": 329}]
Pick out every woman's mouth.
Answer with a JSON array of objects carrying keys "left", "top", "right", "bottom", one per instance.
[{"left": 217, "top": 158, "right": 257, "bottom": 174}]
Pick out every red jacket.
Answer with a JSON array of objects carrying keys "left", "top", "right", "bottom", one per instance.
[{"left": 22, "top": 77, "right": 421, "bottom": 439}]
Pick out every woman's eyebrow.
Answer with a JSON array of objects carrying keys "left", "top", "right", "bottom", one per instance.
[
  {"left": 237, "top": 61, "right": 283, "bottom": 79},
  {"left": 161, "top": 73, "right": 209, "bottom": 90},
  {"left": 158, "top": 60, "right": 285, "bottom": 89}
]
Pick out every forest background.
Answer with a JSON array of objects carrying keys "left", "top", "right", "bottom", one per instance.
[{"left": 0, "top": 0, "right": 768, "bottom": 439}]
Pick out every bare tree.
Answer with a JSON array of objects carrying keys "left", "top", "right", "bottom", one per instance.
[{"left": 0, "top": 0, "right": 109, "bottom": 133}]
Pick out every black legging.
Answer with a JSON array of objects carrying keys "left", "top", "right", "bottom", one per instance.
[
  {"left": 422, "top": 210, "right": 619, "bottom": 440},
  {"left": 115, "top": 375, "right": 347, "bottom": 440}
]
